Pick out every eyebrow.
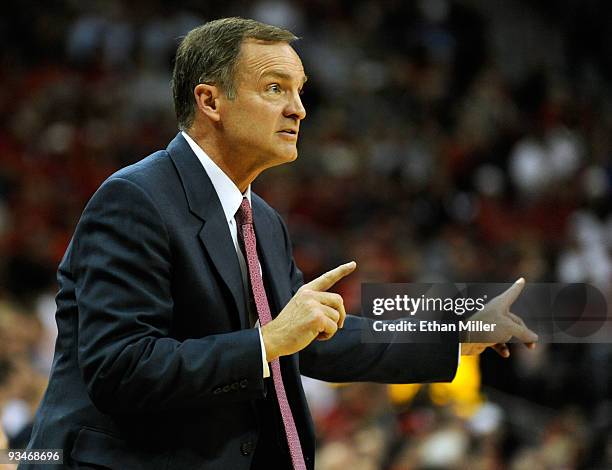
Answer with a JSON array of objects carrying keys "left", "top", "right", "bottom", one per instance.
[{"left": 261, "top": 70, "right": 308, "bottom": 85}]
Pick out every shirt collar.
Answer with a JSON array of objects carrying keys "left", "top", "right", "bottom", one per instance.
[{"left": 181, "top": 131, "right": 251, "bottom": 223}]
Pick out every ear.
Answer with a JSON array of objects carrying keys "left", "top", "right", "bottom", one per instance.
[{"left": 194, "top": 83, "right": 221, "bottom": 122}]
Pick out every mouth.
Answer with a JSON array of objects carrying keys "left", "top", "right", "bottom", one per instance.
[{"left": 278, "top": 129, "right": 298, "bottom": 136}]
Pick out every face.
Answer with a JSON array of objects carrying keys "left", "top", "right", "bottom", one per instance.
[{"left": 218, "top": 39, "right": 307, "bottom": 173}]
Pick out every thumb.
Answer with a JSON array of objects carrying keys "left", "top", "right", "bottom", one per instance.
[{"left": 303, "top": 261, "right": 357, "bottom": 292}]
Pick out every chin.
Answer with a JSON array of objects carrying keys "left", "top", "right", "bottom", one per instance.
[{"left": 270, "top": 150, "right": 298, "bottom": 167}]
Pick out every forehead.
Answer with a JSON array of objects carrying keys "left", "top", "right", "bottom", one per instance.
[{"left": 237, "top": 39, "right": 306, "bottom": 82}]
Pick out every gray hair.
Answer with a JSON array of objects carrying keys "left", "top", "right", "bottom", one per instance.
[{"left": 171, "top": 17, "right": 298, "bottom": 131}]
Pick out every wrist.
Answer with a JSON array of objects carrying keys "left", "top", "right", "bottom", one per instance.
[{"left": 261, "top": 324, "right": 280, "bottom": 362}]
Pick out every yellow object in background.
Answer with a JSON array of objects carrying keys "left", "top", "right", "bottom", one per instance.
[{"left": 388, "top": 355, "right": 483, "bottom": 418}]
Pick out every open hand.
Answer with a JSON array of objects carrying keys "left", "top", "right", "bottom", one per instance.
[{"left": 460, "top": 278, "right": 538, "bottom": 357}]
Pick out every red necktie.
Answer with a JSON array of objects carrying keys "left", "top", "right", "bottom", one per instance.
[{"left": 236, "top": 197, "right": 306, "bottom": 470}]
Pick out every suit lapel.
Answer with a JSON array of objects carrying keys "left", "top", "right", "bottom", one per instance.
[{"left": 167, "top": 133, "right": 249, "bottom": 329}]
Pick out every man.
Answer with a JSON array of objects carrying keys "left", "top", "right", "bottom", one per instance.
[{"left": 23, "top": 18, "right": 537, "bottom": 470}]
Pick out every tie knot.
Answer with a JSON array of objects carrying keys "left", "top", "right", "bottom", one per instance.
[{"left": 236, "top": 197, "right": 253, "bottom": 226}]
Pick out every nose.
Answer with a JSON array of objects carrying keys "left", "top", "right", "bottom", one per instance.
[{"left": 284, "top": 91, "right": 306, "bottom": 121}]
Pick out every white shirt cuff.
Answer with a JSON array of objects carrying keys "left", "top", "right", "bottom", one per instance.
[{"left": 258, "top": 326, "right": 270, "bottom": 378}]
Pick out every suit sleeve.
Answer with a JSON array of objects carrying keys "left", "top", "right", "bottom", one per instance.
[
  {"left": 273, "top": 213, "right": 459, "bottom": 384},
  {"left": 72, "top": 177, "right": 266, "bottom": 414}
]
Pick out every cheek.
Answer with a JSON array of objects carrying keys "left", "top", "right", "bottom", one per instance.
[
  {"left": 231, "top": 115, "right": 272, "bottom": 147},
  {"left": 230, "top": 112, "right": 258, "bottom": 136},
  {"left": 251, "top": 118, "right": 277, "bottom": 142},
  {"left": 228, "top": 100, "right": 279, "bottom": 141}
]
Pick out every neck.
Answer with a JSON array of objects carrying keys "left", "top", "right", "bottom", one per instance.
[{"left": 185, "top": 127, "right": 260, "bottom": 193}]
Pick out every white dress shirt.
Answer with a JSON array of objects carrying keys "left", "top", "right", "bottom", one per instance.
[{"left": 182, "top": 131, "right": 270, "bottom": 378}]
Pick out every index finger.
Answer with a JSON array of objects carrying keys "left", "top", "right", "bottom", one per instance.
[
  {"left": 500, "top": 277, "right": 526, "bottom": 305},
  {"left": 303, "top": 261, "right": 357, "bottom": 292}
]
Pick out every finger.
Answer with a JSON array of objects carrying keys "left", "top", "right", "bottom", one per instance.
[
  {"left": 303, "top": 261, "right": 357, "bottom": 292},
  {"left": 461, "top": 343, "right": 490, "bottom": 355},
  {"left": 310, "top": 291, "right": 346, "bottom": 328},
  {"left": 319, "top": 304, "right": 340, "bottom": 324},
  {"left": 492, "top": 343, "right": 510, "bottom": 358},
  {"left": 316, "top": 316, "right": 339, "bottom": 341},
  {"left": 507, "top": 311, "right": 526, "bottom": 327},
  {"left": 508, "top": 311, "right": 537, "bottom": 348},
  {"left": 509, "top": 320, "right": 539, "bottom": 344},
  {"left": 500, "top": 277, "right": 526, "bottom": 305}
]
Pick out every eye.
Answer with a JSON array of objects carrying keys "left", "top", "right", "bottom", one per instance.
[{"left": 267, "top": 83, "right": 282, "bottom": 94}]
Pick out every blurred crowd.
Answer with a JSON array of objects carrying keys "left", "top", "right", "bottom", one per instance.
[{"left": 0, "top": 0, "right": 611, "bottom": 468}]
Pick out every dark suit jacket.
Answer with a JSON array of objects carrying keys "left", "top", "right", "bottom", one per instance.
[{"left": 23, "top": 133, "right": 458, "bottom": 470}]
